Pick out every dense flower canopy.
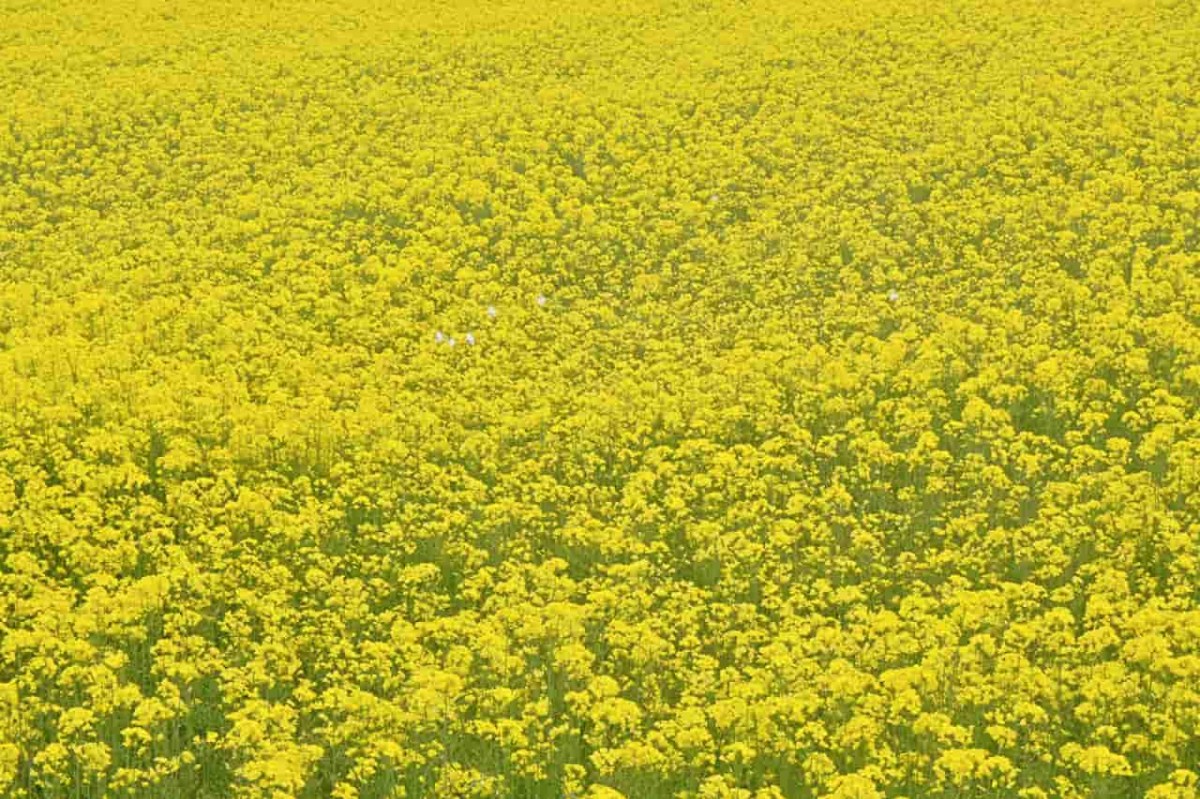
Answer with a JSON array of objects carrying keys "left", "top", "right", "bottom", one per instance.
[{"left": 1, "top": 0, "right": 1199, "bottom": 797}]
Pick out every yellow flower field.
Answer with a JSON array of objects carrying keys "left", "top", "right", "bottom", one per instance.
[{"left": 1, "top": 0, "right": 1199, "bottom": 796}]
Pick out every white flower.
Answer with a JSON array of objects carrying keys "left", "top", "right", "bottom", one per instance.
[
  {"left": 465, "top": 332, "right": 476, "bottom": 345},
  {"left": 887, "top": 289, "right": 900, "bottom": 302},
  {"left": 435, "top": 330, "right": 445, "bottom": 343},
  {"left": 447, "top": 337, "right": 456, "bottom": 347},
  {"left": 536, "top": 294, "right": 547, "bottom": 307},
  {"left": 487, "top": 305, "right": 497, "bottom": 318}
]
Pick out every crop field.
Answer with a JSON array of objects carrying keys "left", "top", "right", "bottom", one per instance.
[{"left": 2, "top": 0, "right": 1199, "bottom": 797}]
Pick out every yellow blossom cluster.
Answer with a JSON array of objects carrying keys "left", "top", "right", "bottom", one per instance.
[{"left": 1, "top": 0, "right": 1199, "bottom": 797}]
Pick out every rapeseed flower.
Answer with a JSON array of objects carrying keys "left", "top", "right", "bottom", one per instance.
[{"left": 1, "top": 0, "right": 1197, "bottom": 796}]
